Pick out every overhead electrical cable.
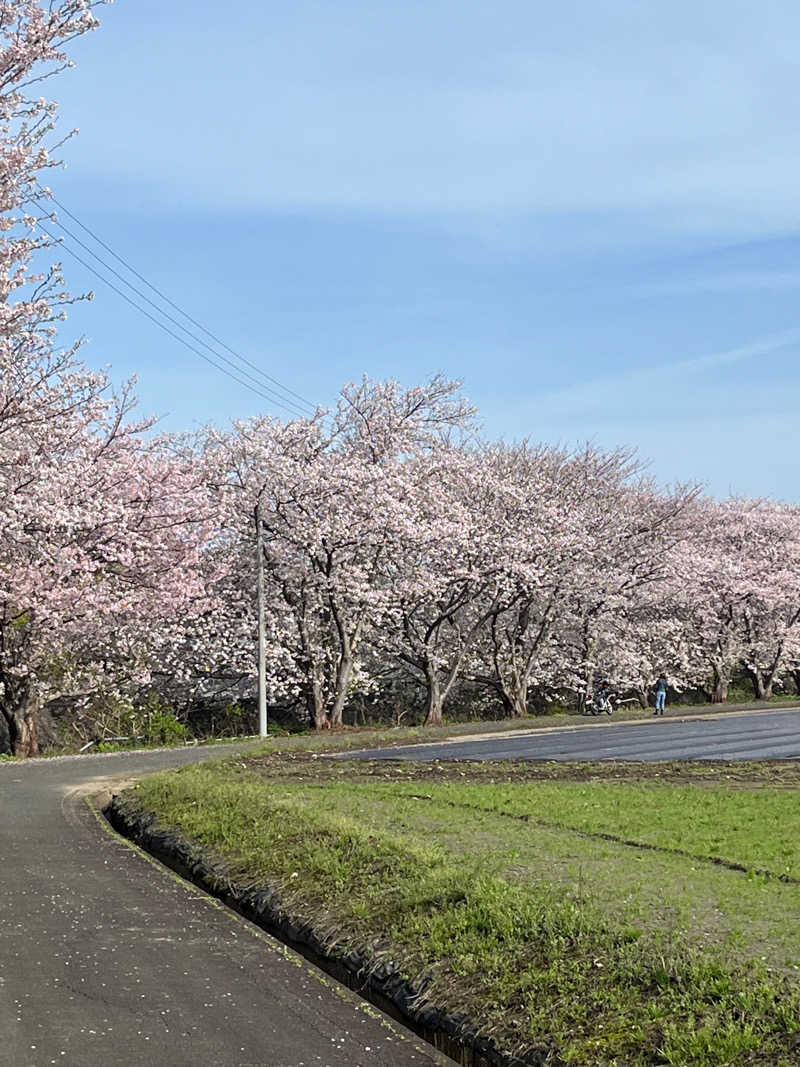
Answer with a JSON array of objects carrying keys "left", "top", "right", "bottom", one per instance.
[
  {"left": 31, "top": 185, "right": 317, "bottom": 416},
  {"left": 34, "top": 185, "right": 316, "bottom": 413},
  {"left": 34, "top": 219, "right": 308, "bottom": 416},
  {"left": 37, "top": 210, "right": 311, "bottom": 417}
]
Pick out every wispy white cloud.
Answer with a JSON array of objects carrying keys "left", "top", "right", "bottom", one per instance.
[
  {"left": 50, "top": 0, "right": 800, "bottom": 503},
  {"left": 59, "top": 0, "right": 800, "bottom": 246},
  {"left": 636, "top": 272, "right": 800, "bottom": 297},
  {"left": 488, "top": 334, "right": 800, "bottom": 497},
  {"left": 525, "top": 330, "right": 800, "bottom": 420}
]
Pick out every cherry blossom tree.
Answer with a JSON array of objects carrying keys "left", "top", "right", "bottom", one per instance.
[
  {"left": 373, "top": 447, "right": 506, "bottom": 725},
  {"left": 0, "top": 2, "right": 219, "bottom": 755},
  {"left": 507, "top": 446, "right": 699, "bottom": 712},
  {"left": 0, "top": 1, "right": 104, "bottom": 754},
  {"left": 1, "top": 407, "right": 216, "bottom": 754},
  {"left": 594, "top": 576, "right": 696, "bottom": 707},
  {"left": 194, "top": 376, "right": 477, "bottom": 730},
  {"left": 474, "top": 443, "right": 596, "bottom": 718},
  {"left": 674, "top": 499, "right": 800, "bottom": 703},
  {"left": 735, "top": 503, "right": 800, "bottom": 700}
]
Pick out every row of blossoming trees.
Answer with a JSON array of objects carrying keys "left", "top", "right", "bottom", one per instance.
[
  {"left": 4, "top": 3, "right": 800, "bottom": 756},
  {"left": 8, "top": 351, "right": 800, "bottom": 754},
  {"left": 177, "top": 386, "right": 800, "bottom": 732}
]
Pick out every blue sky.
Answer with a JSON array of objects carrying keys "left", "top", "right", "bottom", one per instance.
[{"left": 41, "top": 0, "right": 800, "bottom": 499}]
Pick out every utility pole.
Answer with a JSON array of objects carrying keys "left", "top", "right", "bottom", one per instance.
[{"left": 255, "top": 500, "right": 267, "bottom": 737}]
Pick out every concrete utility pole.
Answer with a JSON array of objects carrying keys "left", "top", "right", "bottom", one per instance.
[{"left": 255, "top": 500, "right": 267, "bottom": 738}]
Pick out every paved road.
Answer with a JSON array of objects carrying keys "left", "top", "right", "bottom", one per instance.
[
  {"left": 0, "top": 744, "right": 448, "bottom": 1067},
  {"left": 346, "top": 707, "right": 800, "bottom": 763}
]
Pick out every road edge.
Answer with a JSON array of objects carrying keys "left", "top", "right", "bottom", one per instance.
[
  {"left": 342, "top": 703, "right": 800, "bottom": 755},
  {"left": 98, "top": 791, "right": 539, "bottom": 1067},
  {"left": 81, "top": 788, "right": 456, "bottom": 1067}
]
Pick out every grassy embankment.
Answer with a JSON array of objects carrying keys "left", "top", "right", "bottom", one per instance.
[{"left": 120, "top": 750, "right": 800, "bottom": 1066}]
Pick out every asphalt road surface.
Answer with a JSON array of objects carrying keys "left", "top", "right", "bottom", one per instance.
[
  {"left": 0, "top": 744, "right": 449, "bottom": 1067},
  {"left": 346, "top": 707, "right": 800, "bottom": 763}
]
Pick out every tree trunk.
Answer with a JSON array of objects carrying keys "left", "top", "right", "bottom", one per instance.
[
  {"left": 509, "top": 694, "right": 528, "bottom": 718},
  {"left": 423, "top": 666, "right": 443, "bottom": 726},
  {"left": 578, "top": 619, "right": 596, "bottom": 714},
  {"left": 305, "top": 679, "right": 329, "bottom": 730},
  {"left": 747, "top": 668, "right": 772, "bottom": 701},
  {"left": 329, "top": 652, "right": 354, "bottom": 727},
  {"left": 489, "top": 673, "right": 528, "bottom": 719},
  {"left": 634, "top": 688, "right": 648, "bottom": 710},
  {"left": 711, "top": 663, "right": 729, "bottom": 704},
  {"left": 0, "top": 708, "right": 10, "bottom": 755},
  {"left": 1, "top": 677, "right": 43, "bottom": 757},
  {"left": 327, "top": 603, "right": 362, "bottom": 729},
  {"left": 497, "top": 689, "right": 515, "bottom": 718},
  {"left": 504, "top": 681, "right": 528, "bottom": 718},
  {"left": 499, "top": 658, "right": 531, "bottom": 718}
]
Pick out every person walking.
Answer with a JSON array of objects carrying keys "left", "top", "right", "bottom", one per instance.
[{"left": 654, "top": 674, "right": 668, "bottom": 715}]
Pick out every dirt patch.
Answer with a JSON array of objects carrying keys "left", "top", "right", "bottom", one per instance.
[{"left": 241, "top": 752, "right": 800, "bottom": 789}]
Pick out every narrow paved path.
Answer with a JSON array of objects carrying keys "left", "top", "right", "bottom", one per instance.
[
  {"left": 0, "top": 745, "right": 448, "bottom": 1067},
  {"left": 346, "top": 707, "right": 800, "bottom": 763}
]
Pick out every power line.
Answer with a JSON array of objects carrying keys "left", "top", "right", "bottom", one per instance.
[
  {"left": 34, "top": 185, "right": 316, "bottom": 413},
  {"left": 32, "top": 185, "right": 317, "bottom": 415},
  {"left": 35, "top": 220, "right": 309, "bottom": 416},
  {"left": 36, "top": 208, "right": 311, "bottom": 417},
  {"left": 34, "top": 195, "right": 313, "bottom": 417}
]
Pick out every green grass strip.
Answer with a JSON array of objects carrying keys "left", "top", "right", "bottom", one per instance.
[
  {"left": 397, "top": 780, "right": 800, "bottom": 880},
  {"left": 126, "top": 763, "right": 800, "bottom": 1066}
]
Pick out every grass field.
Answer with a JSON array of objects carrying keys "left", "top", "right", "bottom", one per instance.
[{"left": 121, "top": 754, "right": 800, "bottom": 1066}]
